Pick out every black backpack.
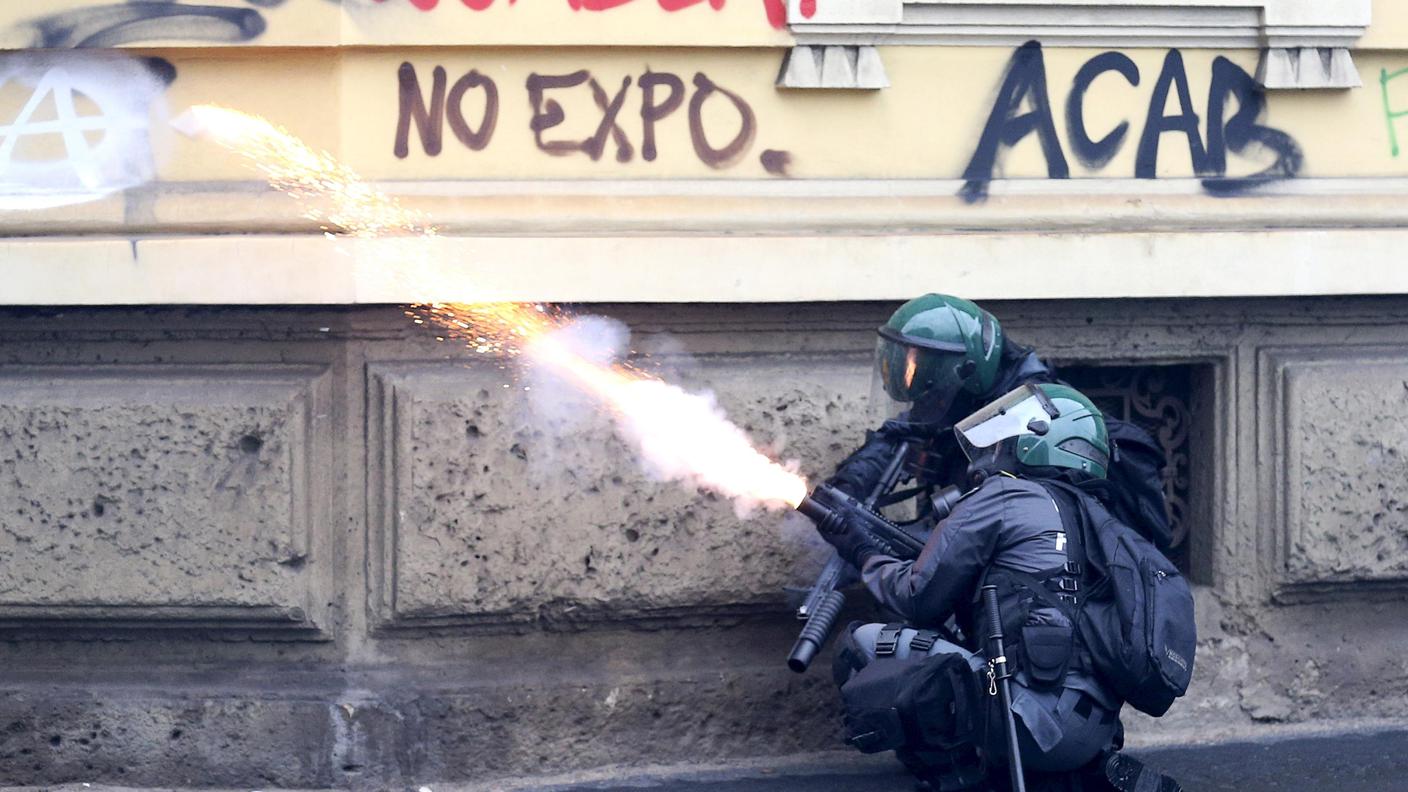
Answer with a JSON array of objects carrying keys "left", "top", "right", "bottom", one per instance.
[
  {"left": 1102, "top": 417, "right": 1175, "bottom": 552},
  {"left": 1039, "top": 480, "right": 1196, "bottom": 718}
]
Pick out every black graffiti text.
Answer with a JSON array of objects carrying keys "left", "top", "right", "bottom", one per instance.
[
  {"left": 395, "top": 62, "right": 783, "bottom": 172},
  {"left": 395, "top": 62, "right": 500, "bottom": 158},
  {"left": 526, "top": 68, "right": 756, "bottom": 168},
  {"left": 960, "top": 41, "right": 1303, "bottom": 202}
]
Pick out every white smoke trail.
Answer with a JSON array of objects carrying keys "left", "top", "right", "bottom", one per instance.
[{"left": 526, "top": 319, "right": 807, "bottom": 515}]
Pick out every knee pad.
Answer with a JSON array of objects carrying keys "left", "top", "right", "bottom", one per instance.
[{"left": 832, "top": 621, "right": 870, "bottom": 688}]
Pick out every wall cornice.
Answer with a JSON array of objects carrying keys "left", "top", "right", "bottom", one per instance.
[
  {"left": 788, "top": 0, "right": 1370, "bottom": 48},
  {"left": 782, "top": 0, "right": 1371, "bottom": 89}
]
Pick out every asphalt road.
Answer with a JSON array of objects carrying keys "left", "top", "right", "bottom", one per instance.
[{"left": 563, "top": 728, "right": 1408, "bottom": 792}]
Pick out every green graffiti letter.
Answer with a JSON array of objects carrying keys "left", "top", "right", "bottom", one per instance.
[{"left": 1380, "top": 67, "right": 1408, "bottom": 157}]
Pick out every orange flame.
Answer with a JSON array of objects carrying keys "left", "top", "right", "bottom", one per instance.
[{"left": 175, "top": 104, "right": 809, "bottom": 510}]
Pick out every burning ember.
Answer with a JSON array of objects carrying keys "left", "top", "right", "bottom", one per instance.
[{"left": 173, "top": 104, "right": 808, "bottom": 510}]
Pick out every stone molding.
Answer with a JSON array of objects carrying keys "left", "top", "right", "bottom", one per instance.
[
  {"left": 5, "top": 224, "right": 1408, "bottom": 305},
  {"left": 11, "top": 178, "right": 1408, "bottom": 239},
  {"left": 786, "top": 0, "right": 1370, "bottom": 49},
  {"left": 1257, "top": 47, "right": 1362, "bottom": 89},
  {"left": 783, "top": 0, "right": 1370, "bottom": 90},
  {"left": 777, "top": 45, "right": 889, "bottom": 89}
]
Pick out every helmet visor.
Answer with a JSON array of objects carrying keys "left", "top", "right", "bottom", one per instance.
[
  {"left": 873, "top": 326, "right": 970, "bottom": 423},
  {"left": 954, "top": 384, "right": 1058, "bottom": 457}
]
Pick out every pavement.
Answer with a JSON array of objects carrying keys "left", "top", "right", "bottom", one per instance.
[
  {"left": 4, "top": 725, "right": 1405, "bottom": 792},
  {"left": 546, "top": 726, "right": 1408, "bottom": 792}
]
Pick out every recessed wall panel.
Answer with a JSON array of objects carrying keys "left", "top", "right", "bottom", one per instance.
[
  {"left": 0, "top": 365, "right": 331, "bottom": 633},
  {"left": 1273, "top": 351, "right": 1408, "bottom": 596},
  {"left": 367, "top": 355, "right": 870, "bottom": 631}
]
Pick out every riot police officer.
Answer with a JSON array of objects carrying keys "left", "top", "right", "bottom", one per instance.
[
  {"left": 827, "top": 293, "right": 1057, "bottom": 502},
  {"left": 818, "top": 384, "right": 1184, "bottom": 792},
  {"left": 830, "top": 293, "right": 1175, "bottom": 578}
]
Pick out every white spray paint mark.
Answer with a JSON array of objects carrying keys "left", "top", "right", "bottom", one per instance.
[{"left": 0, "top": 53, "right": 166, "bottom": 210}]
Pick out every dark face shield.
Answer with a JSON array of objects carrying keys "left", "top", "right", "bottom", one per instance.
[{"left": 872, "top": 326, "right": 974, "bottom": 426}]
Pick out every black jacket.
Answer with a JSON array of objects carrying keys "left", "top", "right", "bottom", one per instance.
[
  {"left": 859, "top": 473, "right": 1122, "bottom": 738},
  {"left": 858, "top": 474, "right": 1065, "bottom": 633}
]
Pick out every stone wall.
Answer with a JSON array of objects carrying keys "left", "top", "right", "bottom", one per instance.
[{"left": 0, "top": 297, "right": 1405, "bottom": 788}]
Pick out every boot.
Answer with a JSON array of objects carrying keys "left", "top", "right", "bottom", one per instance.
[
  {"left": 897, "top": 746, "right": 992, "bottom": 791},
  {"left": 1100, "top": 751, "right": 1182, "bottom": 792}
]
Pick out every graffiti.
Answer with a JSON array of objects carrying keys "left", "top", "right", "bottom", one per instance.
[
  {"left": 961, "top": 41, "right": 1068, "bottom": 196},
  {"left": 11, "top": 1, "right": 276, "bottom": 49},
  {"left": 685, "top": 73, "right": 754, "bottom": 168},
  {"left": 397, "top": 63, "right": 784, "bottom": 172},
  {"left": 372, "top": 0, "right": 788, "bottom": 29},
  {"left": 374, "top": 0, "right": 727, "bottom": 12},
  {"left": 0, "top": 53, "right": 169, "bottom": 210},
  {"left": 961, "top": 41, "right": 1302, "bottom": 202},
  {"left": 394, "top": 63, "right": 498, "bottom": 158},
  {"left": 526, "top": 71, "right": 635, "bottom": 162},
  {"left": 1380, "top": 68, "right": 1408, "bottom": 157}
]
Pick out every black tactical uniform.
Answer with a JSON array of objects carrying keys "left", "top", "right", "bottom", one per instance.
[
  {"left": 852, "top": 473, "right": 1122, "bottom": 773},
  {"left": 818, "top": 383, "right": 1187, "bottom": 792}
]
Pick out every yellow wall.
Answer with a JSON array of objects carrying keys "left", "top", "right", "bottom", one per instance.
[{"left": 2, "top": 1, "right": 1408, "bottom": 303}]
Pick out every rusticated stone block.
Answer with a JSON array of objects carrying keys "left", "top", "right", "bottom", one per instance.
[
  {"left": 1274, "top": 352, "right": 1408, "bottom": 594},
  {"left": 368, "top": 353, "right": 871, "bottom": 631},
  {"left": 0, "top": 689, "right": 337, "bottom": 787},
  {"left": 0, "top": 365, "right": 332, "bottom": 634}
]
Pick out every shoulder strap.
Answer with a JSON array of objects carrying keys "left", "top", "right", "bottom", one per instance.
[{"left": 1035, "top": 479, "right": 1089, "bottom": 578}]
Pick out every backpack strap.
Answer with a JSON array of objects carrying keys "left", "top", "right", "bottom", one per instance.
[
  {"left": 1033, "top": 480, "right": 1112, "bottom": 677},
  {"left": 1036, "top": 479, "right": 1093, "bottom": 596}
]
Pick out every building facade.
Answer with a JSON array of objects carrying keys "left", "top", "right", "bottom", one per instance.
[{"left": 1, "top": 1, "right": 1406, "bottom": 786}]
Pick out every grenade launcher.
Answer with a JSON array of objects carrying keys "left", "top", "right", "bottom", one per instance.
[{"left": 786, "top": 441, "right": 961, "bottom": 672}]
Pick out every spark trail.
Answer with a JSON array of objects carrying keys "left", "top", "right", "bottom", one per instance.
[{"left": 173, "top": 104, "right": 808, "bottom": 510}]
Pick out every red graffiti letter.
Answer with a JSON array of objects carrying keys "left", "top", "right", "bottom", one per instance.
[
  {"left": 658, "top": 0, "right": 725, "bottom": 10},
  {"left": 567, "top": 0, "right": 635, "bottom": 10},
  {"left": 373, "top": 0, "right": 441, "bottom": 9}
]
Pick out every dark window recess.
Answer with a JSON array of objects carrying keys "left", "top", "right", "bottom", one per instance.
[{"left": 1059, "top": 364, "right": 1212, "bottom": 581}]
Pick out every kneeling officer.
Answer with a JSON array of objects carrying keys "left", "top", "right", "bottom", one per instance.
[{"left": 816, "top": 383, "right": 1183, "bottom": 791}]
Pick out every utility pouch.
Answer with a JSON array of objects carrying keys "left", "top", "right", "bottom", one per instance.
[
  {"left": 843, "top": 707, "right": 907, "bottom": 753},
  {"left": 838, "top": 648, "right": 978, "bottom": 755},
  {"left": 1021, "top": 621, "right": 1074, "bottom": 689},
  {"left": 839, "top": 652, "right": 917, "bottom": 753},
  {"left": 902, "top": 652, "right": 982, "bottom": 748}
]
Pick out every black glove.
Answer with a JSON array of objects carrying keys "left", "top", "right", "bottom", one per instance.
[
  {"left": 810, "top": 489, "right": 883, "bottom": 569},
  {"left": 827, "top": 417, "right": 953, "bottom": 498}
]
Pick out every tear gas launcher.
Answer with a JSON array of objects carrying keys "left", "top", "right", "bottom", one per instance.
[{"left": 786, "top": 442, "right": 962, "bottom": 672}]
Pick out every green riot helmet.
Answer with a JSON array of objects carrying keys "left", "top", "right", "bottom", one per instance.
[
  {"left": 874, "top": 294, "right": 1004, "bottom": 425},
  {"left": 954, "top": 383, "right": 1110, "bottom": 480}
]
